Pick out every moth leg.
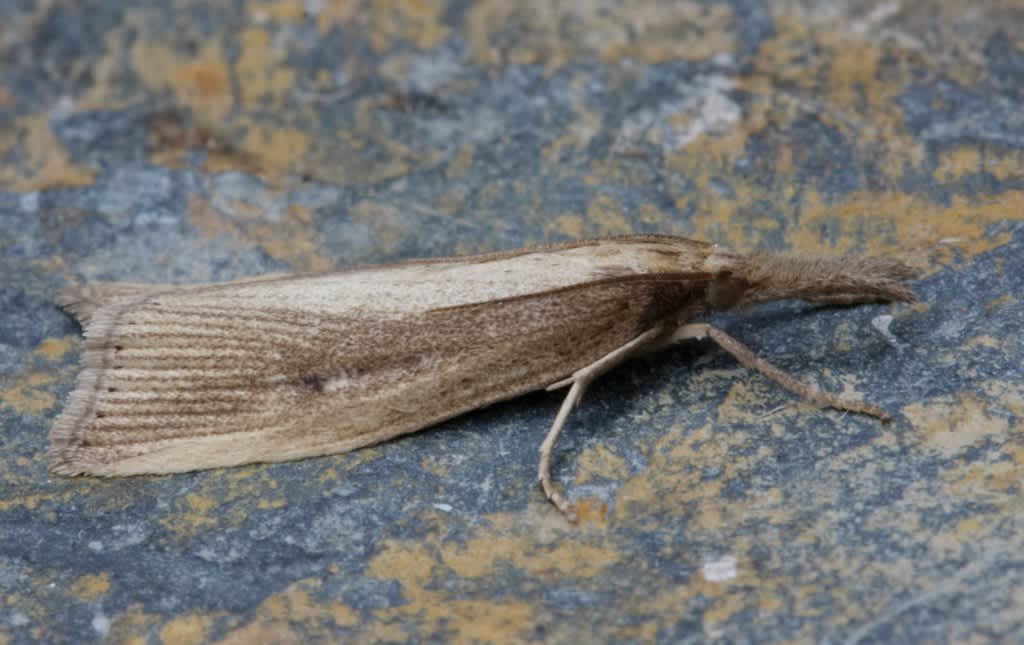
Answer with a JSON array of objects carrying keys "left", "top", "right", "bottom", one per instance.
[
  {"left": 539, "top": 326, "right": 665, "bottom": 521},
  {"left": 670, "top": 323, "right": 891, "bottom": 421}
]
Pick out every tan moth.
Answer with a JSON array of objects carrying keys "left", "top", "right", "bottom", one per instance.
[{"left": 51, "top": 235, "right": 916, "bottom": 519}]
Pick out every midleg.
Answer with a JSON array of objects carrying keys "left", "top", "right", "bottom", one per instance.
[{"left": 539, "top": 326, "right": 666, "bottom": 520}]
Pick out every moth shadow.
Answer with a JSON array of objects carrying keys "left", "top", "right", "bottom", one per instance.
[{"left": 714, "top": 299, "right": 876, "bottom": 331}]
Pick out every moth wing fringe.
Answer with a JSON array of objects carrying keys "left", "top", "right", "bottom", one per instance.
[{"left": 48, "top": 294, "right": 152, "bottom": 475}]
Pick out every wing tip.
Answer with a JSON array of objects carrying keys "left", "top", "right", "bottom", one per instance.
[
  {"left": 56, "top": 284, "right": 102, "bottom": 325},
  {"left": 48, "top": 296, "right": 144, "bottom": 477}
]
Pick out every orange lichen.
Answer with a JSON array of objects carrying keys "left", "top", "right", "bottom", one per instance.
[
  {"left": 70, "top": 573, "right": 111, "bottom": 601},
  {"left": 465, "top": 1, "right": 734, "bottom": 68},
  {"left": 365, "top": 0, "right": 450, "bottom": 52},
  {"left": 1, "top": 371, "right": 58, "bottom": 415},
  {"left": 131, "top": 37, "right": 232, "bottom": 123},
  {"left": 904, "top": 392, "right": 1011, "bottom": 457},
  {"left": 0, "top": 114, "right": 97, "bottom": 192},
  {"left": 217, "top": 578, "right": 357, "bottom": 643}
]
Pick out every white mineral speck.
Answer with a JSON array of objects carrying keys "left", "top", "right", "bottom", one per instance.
[{"left": 702, "top": 555, "right": 738, "bottom": 582}]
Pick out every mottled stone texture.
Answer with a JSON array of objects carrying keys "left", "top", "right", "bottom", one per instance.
[{"left": 2, "top": 1, "right": 1023, "bottom": 643}]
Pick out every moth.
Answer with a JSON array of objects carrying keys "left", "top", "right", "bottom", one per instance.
[{"left": 51, "top": 235, "right": 916, "bottom": 519}]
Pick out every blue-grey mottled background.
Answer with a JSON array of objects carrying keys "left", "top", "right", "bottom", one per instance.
[{"left": 1, "top": 1, "right": 1023, "bottom": 643}]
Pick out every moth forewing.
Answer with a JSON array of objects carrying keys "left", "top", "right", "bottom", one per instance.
[{"left": 49, "top": 236, "right": 715, "bottom": 477}]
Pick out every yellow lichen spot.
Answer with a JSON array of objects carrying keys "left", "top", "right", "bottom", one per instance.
[
  {"left": 933, "top": 147, "right": 981, "bottom": 183},
  {"left": 981, "top": 148, "right": 1024, "bottom": 181},
  {"left": 367, "top": 539, "right": 436, "bottom": 585},
  {"left": 236, "top": 28, "right": 297, "bottom": 108},
  {"left": 702, "top": 590, "right": 748, "bottom": 632},
  {"left": 440, "top": 599, "right": 533, "bottom": 644},
  {"left": 824, "top": 37, "right": 882, "bottom": 110},
  {"left": 717, "top": 379, "right": 781, "bottom": 423},
  {"left": 218, "top": 578, "right": 357, "bottom": 642},
  {"left": 358, "top": 622, "right": 409, "bottom": 643},
  {"left": 217, "top": 621, "right": 301, "bottom": 645},
  {"left": 315, "top": 1, "right": 357, "bottom": 34},
  {"left": 759, "top": 591, "right": 783, "bottom": 613},
  {"left": 904, "top": 393, "right": 1009, "bottom": 457},
  {"left": 0, "top": 113, "right": 97, "bottom": 191},
  {"left": 574, "top": 444, "right": 629, "bottom": 485},
  {"left": 366, "top": 0, "right": 450, "bottom": 52},
  {"left": 633, "top": 203, "right": 665, "bottom": 227},
  {"left": 937, "top": 147, "right": 1024, "bottom": 184},
  {"left": 546, "top": 213, "right": 583, "bottom": 239},
  {"left": 693, "top": 504, "right": 725, "bottom": 531},
  {"left": 442, "top": 534, "right": 622, "bottom": 579},
  {"left": 419, "top": 455, "right": 449, "bottom": 478},
  {"left": 349, "top": 200, "right": 407, "bottom": 256},
  {"left": 106, "top": 604, "right": 162, "bottom": 645},
  {"left": 160, "top": 614, "right": 215, "bottom": 645},
  {"left": 749, "top": 12, "right": 814, "bottom": 85},
  {"left": 317, "top": 467, "right": 339, "bottom": 484},
  {"left": 980, "top": 380, "right": 1024, "bottom": 418},
  {"left": 245, "top": 203, "right": 331, "bottom": 273},
  {"left": 464, "top": 2, "right": 533, "bottom": 66},
  {"left": 238, "top": 126, "right": 310, "bottom": 179},
  {"left": 367, "top": 543, "right": 540, "bottom": 643},
  {"left": 927, "top": 524, "right": 974, "bottom": 559},
  {"left": 0, "top": 495, "right": 47, "bottom": 516},
  {"left": 965, "top": 335, "right": 1000, "bottom": 350},
  {"left": 70, "top": 573, "right": 111, "bottom": 601},
  {"left": 571, "top": 497, "right": 608, "bottom": 526},
  {"left": 130, "top": 36, "right": 232, "bottom": 123},
  {"left": 187, "top": 196, "right": 242, "bottom": 242},
  {"left": 585, "top": 194, "right": 632, "bottom": 237},
  {"left": 330, "top": 602, "right": 358, "bottom": 627},
  {"left": 612, "top": 421, "right": 725, "bottom": 522},
  {"left": 1, "top": 371, "right": 57, "bottom": 414},
  {"left": 263, "top": 586, "right": 309, "bottom": 621},
  {"left": 160, "top": 493, "right": 223, "bottom": 539},
  {"left": 598, "top": 2, "right": 736, "bottom": 65},
  {"left": 186, "top": 493, "right": 218, "bottom": 514},
  {"left": 248, "top": 0, "right": 306, "bottom": 23},
  {"left": 683, "top": 174, "right": 771, "bottom": 250},
  {"left": 955, "top": 516, "right": 982, "bottom": 537},
  {"left": 830, "top": 320, "right": 854, "bottom": 353},
  {"left": 542, "top": 106, "right": 601, "bottom": 162},
  {"left": 35, "top": 337, "right": 74, "bottom": 360},
  {"left": 788, "top": 189, "right": 1019, "bottom": 261},
  {"left": 467, "top": 1, "right": 733, "bottom": 69}
]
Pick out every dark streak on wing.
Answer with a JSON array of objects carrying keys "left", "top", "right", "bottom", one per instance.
[
  {"left": 300, "top": 374, "right": 326, "bottom": 393},
  {"left": 425, "top": 271, "right": 714, "bottom": 314}
]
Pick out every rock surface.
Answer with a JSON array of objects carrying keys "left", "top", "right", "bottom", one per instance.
[{"left": 1, "top": 1, "right": 1023, "bottom": 643}]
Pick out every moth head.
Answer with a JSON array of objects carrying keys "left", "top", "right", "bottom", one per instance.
[{"left": 703, "top": 246, "right": 754, "bottom": 309}]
